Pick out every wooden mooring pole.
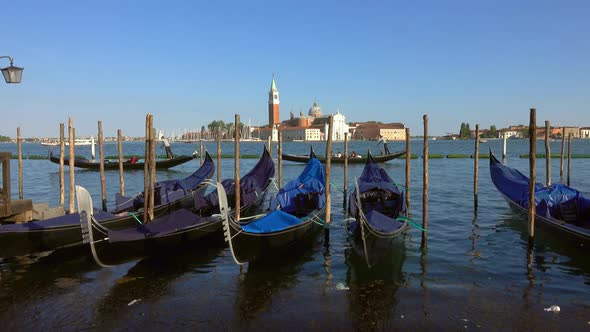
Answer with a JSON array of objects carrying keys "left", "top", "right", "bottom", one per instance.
[
  {"left": 343, "top": 132, "right": 349, "bottom": 199},
  {"left": 217, "top": 129, "right": 222, "bottom": 183},
  {"left": 268, "top": 136, "right": 272, "bottom": 155},
  {"left": 567, "top": 133, "right": 572, "bottom": 187},
  {"left": 199, "top": 139, "right": 203, "bottom": 166},
  {"left": 149, "top": 123, "right": 156, "bottom": 221},
  {"left": 560, "top": 127, "right": 565, "bottom": 181},
  {"left": 405, "top": 128, "right": 411, "bottom": 214},
  {"left": 528, "top": 108, "right": 536, "bottom": 241},
  {"left": 143, "top": 114, "right": 150, "bottom": 223},
  {"left": 474, "top": 124, "right": 479, "bottom": 210},
  {"left": 68, "top": 118, "right": 75, "bottom": 214},
  {"left": 235, "top": 114, "right": 241, "bottom": 222},
  {"left": 544, "top": 120, "right": 551, "bottom": 186},
  {"left": 98, "top": 121, "right": 107, "bottom": 211},
  {"left": 117, "top": 129, "right": 125, "bottom": 196},
  {"left": 59, "top": 123, "right": 65, "bottom": 208},
  {"left": 325, "top": 115, "right": 334, "bottom": 224},
  {"left": 17, "top": 127, "right": 23, "bottom": 199},
  {"left": 422, "top": 115, "right": 429, "bottom": 248},
  {"left": 278, "top": 128, "right": 282, "bottom": 189}
]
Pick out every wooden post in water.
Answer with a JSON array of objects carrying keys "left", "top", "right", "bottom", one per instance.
[
  {"left": 199, "top": 139, "right": 203, "bottom": 166},
  {"left": 544, "top": 120, "right": 551, "bottom": 186},
  {"left": 422, "top": 115, "right": 429, "bottom": 248},
  {"left": 68, "top": 118, "right": 75, "bottom": 214},
  {"left": 117, "top": 129, "right": 125, "bottom": 196},
  {"left": 149, "top": 124, "right": 156, "bottom": 221},
  {"left": 17, "top": 127, "right": 23, "bottom": 199},
  {"left": 343, "top": 132, "right": 349, "bottom": 197},
  {"left": 502, "top": 135, "right": 507, "bottom": 162},
  {"left": 98, "top": 121, "right": 107, "bottom": 211},
  {"left": 325, "top": 115, "right": 334, "bottom": 224},
  {"left": 405, "top": 128, "right": 411, "bottom": 214},
  {"left": 59, "top": 123, "right": 65, "bottom": 208},
  {"left": 234, "top": 114, "right": 241, "bottom": 222},
  {"left": 567, "top": 133, "right": 572, "bottom": 187},
  {"left": 278, "top": 128, "right": 282, "bottom": 189},
  {"left": 217, "top": 129, "right": 222, "bottom": 183},
  {"left": 474, "top": 124, "right": 479, "bottom": 210},
  {"left": 143, "top": 114, "right": 150, "bottom": 223},
  {"left": 560, "top": 127, "right": 565, "bottom": 181},
  {"left": 268, "top": 136, "right": 272, "bottom": 155},
  {"left": 528, "top": 108, "right": 536, "bottom": 240}
]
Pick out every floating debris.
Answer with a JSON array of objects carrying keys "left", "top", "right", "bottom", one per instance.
[
  {"left": 128, "top": 299, "right": 142, "bottom": 306},
  {"left": 335, "top": 283, "right": 349, "bottom": 291},
  {"left": 544, "top": 305, "right": 560, "bottom": 313}
]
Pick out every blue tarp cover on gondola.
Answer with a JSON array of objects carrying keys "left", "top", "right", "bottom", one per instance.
[
  {"left": 241, "top": 210, "right": 305, "bottom": 233},
  {"left": 272, "top": 157, "right": 325, "bottom": 214}
]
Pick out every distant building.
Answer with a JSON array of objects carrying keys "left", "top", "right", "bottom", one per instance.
[
  {"left": 350, "top": 122, "right": 405, "bottom": 140},
  {"left": 282, "top": 127, "right": 322, "bottom": 141},
  {"left": 580, "top": 127, "right": 590, "bottom": 138}
]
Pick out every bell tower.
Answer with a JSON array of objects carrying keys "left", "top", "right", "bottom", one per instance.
[{"left": 268, "top": 75, "right": 280, "bottom": 126}]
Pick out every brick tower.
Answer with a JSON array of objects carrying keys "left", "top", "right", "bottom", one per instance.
[{"left": 268, "top": 75, "right": 280, "bottom": 126}]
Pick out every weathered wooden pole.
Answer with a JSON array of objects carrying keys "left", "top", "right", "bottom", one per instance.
[
  {"left": 268, "top": 136, "right": 272, "bottom": 155},
  {"left": 217, "top": 129, "right": 222, "bottom": 183},
  {"left": 143, "top": 114, "right": 150, "bottom": 223},
  {"left": 278, "top": 128, "right": 283, "bottom": 189},
  {"left": 17, "top": 127, "right": 23, "bottom": 199},
  {"left": 405, "top": 128, "right": 411, "bottom": 214},
  {"left": 199, "top": 139, "right": 203, "bottom": 166},
  {"left": 502, "top": 135, "right": 507, "bottom": 162},
  {"left": 422, "top": 115, "right": 429, "bottom": 248},
  {"left": 325, "top": 115, "right": 334, "bottom": 224},
  {"left": 567, "top": 133, "right": 572, "bottom": 187},
  {"left": 98, "top": 121, "right": 107, "bottom": 211},
  {"left": 474, "top": 124, "right": 479, "bottom": 210},
  {"left": 528, "top": 108, "right": 536, "bottom": 240},
  {"left": 343, "top": 132, "right": 349, "bottom": 196},
  {"left": 149, "top": 124, "right": 156, "bottom": 221},
  {"left": 59, "top": 123, "right": 65, "bottom": 208},
  {"left": 68, "top": 118, "right": 75, "bottom": 214},
  {"left": 234, "top": 114, "right": 241, "bottom": 222},
  {"left": 544, "top": 120, "right": 551, "bottom": 186},
  {"left": 117, "top": 129, "right": 125, "bottom": 196},
  {"left": 560, "top": 127, "right": 565, "bottom": 181}
]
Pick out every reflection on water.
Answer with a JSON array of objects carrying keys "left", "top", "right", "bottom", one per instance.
[
  {"left": 345, "top": 237, "right": 406, "bottom": 331},
  {"left": 235, "top": 248, "right": 315, "bottom": 323}
]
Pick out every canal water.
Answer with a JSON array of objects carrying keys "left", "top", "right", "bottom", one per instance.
[{"left": 0, "top": 139, "right": 588, "bottom": 330}]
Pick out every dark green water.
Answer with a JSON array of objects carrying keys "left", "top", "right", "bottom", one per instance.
[{"left": 0, "top": 139, "right": 589, "bottom": 330}]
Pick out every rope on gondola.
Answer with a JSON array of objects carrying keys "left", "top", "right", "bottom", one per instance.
[
  {"left": 396, "top": 216, "right": 426, "bottom": 231},
  {"left": 128, "top": 211, "right": 143, "bottom": 224}
]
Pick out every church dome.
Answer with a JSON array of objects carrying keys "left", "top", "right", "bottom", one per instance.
[{"left": 308, "top": 101, "right": 322, "bottom": 117}]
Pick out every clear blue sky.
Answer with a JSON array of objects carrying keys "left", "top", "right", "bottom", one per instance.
[{"left": 1, "top": 0, "right": 589, "bottom": 137}]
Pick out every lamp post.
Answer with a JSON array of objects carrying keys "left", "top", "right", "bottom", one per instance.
[{"left": 1, "top": 56, "right": 24, "bottom": 84}]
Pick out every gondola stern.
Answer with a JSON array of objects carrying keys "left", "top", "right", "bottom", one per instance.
[{"left": 75, "top": 185, "right": 112, "bottom": 268}]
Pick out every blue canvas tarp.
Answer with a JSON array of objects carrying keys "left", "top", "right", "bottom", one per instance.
[{"left": 272, "top": 157, "right": 325, "bottom": 214}]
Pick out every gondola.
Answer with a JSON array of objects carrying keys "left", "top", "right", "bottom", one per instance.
[
  {"left": 223, "top": 151, "right": 326, "bottom": 264},
  {"left": 79, "top": 147, "right": 275, "bottom": 266},
  {"left": 489, "top": 149, "right": 590, "bottom": 241},
  {"left": 346, "top": 152, "right": 407, "bottom": 267},
  {"left": 49, "top": 150, "right": 195, "bottom": 170},
  {"left": 78, "top": 182, "right": 230, "bottom": 267},
  {"left": 281, "top": 149, "right": 406, "bottom": 164},
  {"left": 0, "top": 153, "right": 216, "bottom": 258},
  {"left": 113, "top": 151, "right": 214, "bottom": 212}
]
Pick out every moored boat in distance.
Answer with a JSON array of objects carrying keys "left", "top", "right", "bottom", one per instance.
[{"left": 282, "top": 148, "right": 406, "bottom": 164}]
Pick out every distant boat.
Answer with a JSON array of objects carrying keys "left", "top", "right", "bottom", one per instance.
[
  {"left": 41, "top": 138, "right": 94, "bottom": 146},
  {"left": 479, "top": 138, "right": 488, "bottom": 143},
  {"left": 282, "top": 148, "right": 406, "bottom": 164},
  {"left": 49, "top": 151, "right": 196, "bottom": 170}
]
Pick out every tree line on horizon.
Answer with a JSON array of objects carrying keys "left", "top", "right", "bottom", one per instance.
[{"left": 459, "top": 123, "right": 498, "bottom": 139}]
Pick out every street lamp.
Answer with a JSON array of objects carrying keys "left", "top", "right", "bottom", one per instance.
[{"left": 0, "top": 56, "right": 23, "bottom": 84}]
